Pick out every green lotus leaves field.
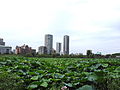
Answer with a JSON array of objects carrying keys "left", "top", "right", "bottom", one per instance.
[{"left": 0, "top": 56, "right": 120, "bottom": 90}]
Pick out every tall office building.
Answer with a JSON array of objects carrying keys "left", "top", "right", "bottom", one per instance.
[
  {"left": 45, "top": 34, "right": 53, "bottom": 54},
  {"left": 63, "top": 35, "right": 69, "bottom": 55},
  {"left": 56, "top": 42, "right": 61, "bottom": 54}
]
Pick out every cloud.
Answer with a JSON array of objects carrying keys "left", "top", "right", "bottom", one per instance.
[{"left": 0, "top": 0, "right": 120, "bottom": 54}]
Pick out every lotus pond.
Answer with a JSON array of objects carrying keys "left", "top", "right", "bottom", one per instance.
[{"left": 0, "top": 56, "right": 120, "bottom": 90}]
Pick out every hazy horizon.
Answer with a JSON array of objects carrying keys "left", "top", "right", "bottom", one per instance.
[{"left": 0, "top": 0, "right": 120, "bottom": 54}]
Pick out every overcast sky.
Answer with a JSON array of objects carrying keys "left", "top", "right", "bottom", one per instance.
[{"left": 0, "top": 0, "right": 120, "bottom": 54}]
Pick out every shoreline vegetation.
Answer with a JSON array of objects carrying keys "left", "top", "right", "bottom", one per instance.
[{"left": 1, "top": 52, "right": 120, "bottom": 58}]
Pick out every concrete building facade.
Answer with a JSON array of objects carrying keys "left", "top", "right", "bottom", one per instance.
[
  {"left": 0, "top": 38, "right": 12, "bottom": 54},
  {"left": 0, "top": 38, "right": 5, "bottom": 46},
  {"left": 45, "top": 34, "right": 53, "bottom": 54},
  {"left": 38, "top": 46, "right": 47, "bottom": 54},
  {"left": 0, "top": 45, "right": 12, "bottom": 54},
  {"left": 63, "top": 35, "right": 69, "bottom": 55},
  {"left": 56, "top": 42, "right": 61, "bottom": 54}
]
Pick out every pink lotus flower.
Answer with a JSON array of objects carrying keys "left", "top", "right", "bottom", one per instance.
[{"left": 61, "top": 86, "right": 68, "bottom": 90}]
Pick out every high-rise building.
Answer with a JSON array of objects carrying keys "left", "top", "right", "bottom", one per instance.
[
  {"left": 45, "top": 34, "right": 53, "bottom": 54},
  {"left": 38, "top": 46, "right": 47, "bottom": 54},
  {"left": 56, "top": 42, "right": 61, "bottom": 54},
  {"left": 63, "top": 35, "right": 69, "bottom": 55}
]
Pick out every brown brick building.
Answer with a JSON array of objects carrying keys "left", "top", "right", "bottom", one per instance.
[{"left": 15, "top": 44, "right": 36, "bottom": 55}]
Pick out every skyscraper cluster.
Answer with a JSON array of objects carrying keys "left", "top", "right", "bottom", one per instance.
[
  {"left": 0, "top": 34, "right": 69, "bottom": 55},
  {"left": 38, "top": 34, "right": 69, "bottom": 55}
]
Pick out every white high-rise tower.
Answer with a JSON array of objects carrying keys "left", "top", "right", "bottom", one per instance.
[{"left": 45, "top": 34, "right": 53, "bottom": 54}]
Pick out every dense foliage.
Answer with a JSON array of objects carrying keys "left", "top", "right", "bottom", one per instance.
[{"left": 0, "top": 55, "right": 120, "bottom": 90}]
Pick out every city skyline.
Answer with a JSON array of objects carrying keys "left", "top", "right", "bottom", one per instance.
[{"left": 0, "top": 0, "right": 120, "bottom": 54}]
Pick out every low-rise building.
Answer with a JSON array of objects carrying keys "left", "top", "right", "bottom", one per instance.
[
  {"left": 0, "top": 38, "right": 12, "bottom": 54},
  {"left": 0, "top": 38, "right": 5, "bottom": 46},
  {"left": 32, "top": 49, "right": 36, "bottom": 56},
  {"left": 0, "top": 45, "right": 12, "bottom": 54},
  {"left": 38, "top": 46, "right": 47, "bottom": 54},
  {"left": 15, "top": 44, "right": 35, "bottom": 55}
]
